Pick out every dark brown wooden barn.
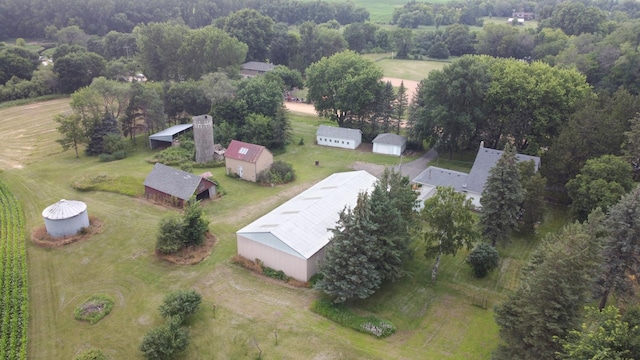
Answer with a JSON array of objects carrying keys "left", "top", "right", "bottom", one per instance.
[{"left": 143, "top": 163, "right": 217, "bottom": 207}]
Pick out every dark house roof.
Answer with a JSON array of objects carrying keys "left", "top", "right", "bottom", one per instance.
[
  {"left": 144, "top": 163, "right": 215, "bottom": 200},
  {"left": 372, "top": 133, "right": 407, "bottom": 146},
  {"left": 414, "top": 144, "right": 540, "bottom": 194},
  {"left": 316, "top": 125, "right": 362, "bottom": 142},
  {"left": 241, "top": 61, "right": 276, "bottom": 73},
  {"left": 225, "top": 140, "right": 268, "bottom": 164},
  {"left": 465, "top": 146, "right": 540, "bottom": 193}
]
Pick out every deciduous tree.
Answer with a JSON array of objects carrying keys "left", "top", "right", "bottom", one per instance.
[
  {"left": 557, "top": 306, "right": 640, "bottom": 359},
  {"left": 421, "top": 186, "right": 477, "bottom": 281},
  {"left": 566, "top": 155, "right": 634, "bottom": 221},
  {"left": 222, "top": 9, "right": 274, "bottom": 62},
  {"left": 305, "top": 50, "right": 383, "bottom": 127},
  {"left": 54, "top": 112, "right": 87, "bottom": 158}
]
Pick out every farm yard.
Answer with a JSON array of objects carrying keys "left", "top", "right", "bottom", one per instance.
[{"left": 0, "top": 98, "right": 566, "bottom": 359}]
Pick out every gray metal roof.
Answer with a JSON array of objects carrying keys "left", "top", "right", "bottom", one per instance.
[
  {"left": 237, "top": 170, "right": 378, "bottom": 259},
  {"left": 372, "top": 133, "right": 407, "bottom": 146},
  {"left": 143, "top": 163, "right": 202, "bottom": 201},
  {"left": 413, "top": 167, "right": 470, "bottom": 192},
  {"left": 466, "top": 146, "right": 540, "bottom": 193},
  {"left": 149, "top": 124, "right": 193, "bottom": 143},
  {"left": 413, "top": 145, "right": 541, "bottom": 194},
  {"left": 241, "top": 61, "right": 276, "bottom": 72},
  {"left": 42, "top": 199, "right": 87, "bottom": 220},
  {"left": 316, "top": 125, "right": 362, "bottom": 142}
]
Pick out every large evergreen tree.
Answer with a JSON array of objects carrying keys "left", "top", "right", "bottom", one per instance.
[
  {"left": 493, "top": 221, "right": 602, "bottom": 360},
  {"left": 368, "top": 168, "right": 417, "bottom": 282},
  {"left": 480, "top": 143, "right": 524, "bottom": 246},
  {"left": 315, "top": 192, "right": 381, "bottom": 303},
  {"left": 85, "top": 112, "right": 120, "bottom": 156},
  {"left": 595, "top": 185, "right": 640, "bottom": 310},
  {"left": 518, "top": 160, "right": 547, "bottom": 234}
]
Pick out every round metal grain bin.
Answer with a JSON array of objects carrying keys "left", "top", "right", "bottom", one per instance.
[{"left": 42, "top": 199, "right": 90, "bottom": 238}]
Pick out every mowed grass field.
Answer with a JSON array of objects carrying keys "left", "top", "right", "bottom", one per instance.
[
  {"left": 362, "top": 54, "right": 449, "bottom": 81},
  {"left": 0, "top": 98, "right": 567, "bottom": 359}
]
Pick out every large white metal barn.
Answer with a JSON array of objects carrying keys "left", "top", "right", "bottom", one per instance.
[{"left": 236, "top": 170, "right": 378, "bottom": 281}]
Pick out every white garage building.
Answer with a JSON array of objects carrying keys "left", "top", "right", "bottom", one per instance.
[
  {"left": 236, "top": 170, "right": 378, "bottom": 281},
  {"left": 316, "top": 125, "right": 362, "bottom": 150},
  {"left": 372, "top": 133, "right": 407, "bottom": 156}
]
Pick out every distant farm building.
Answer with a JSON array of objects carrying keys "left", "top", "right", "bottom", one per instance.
[
  {"left": 225, "top": 140, "right": 273, "bottom": 182},
  {"left": 413, "top": 142, "right": 540, "bottom": 208},
  {"left": 144, "top": 163, "right": 217, "bottom": 207},
  {"left": 512, "top": 11, "right": 535, "bottom": 20},
  {"left": 240, "top": 61, "right": 276, "bottom": 78},
  {"left": 148, "top": 124, "right": 193, "bottom": 149},
  {"left": 42, "top": 199, "right": 90, "bottom": 238},
  {"left": 372, "top": 133, "right": 407, "bottom": 156},
  {"left": 236, "top": 170, "right": 378, "bottom": 281},
  {"left": 316, "top": 125, "right": 362, "bottom": 150}
]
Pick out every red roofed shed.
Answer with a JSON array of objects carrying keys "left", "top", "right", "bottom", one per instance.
[{"left": 225, "top": 140, "right": 273, "bottom": 182}]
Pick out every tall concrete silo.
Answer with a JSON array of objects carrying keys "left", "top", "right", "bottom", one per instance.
[
  {"left": 193, "top": 114, "right": 214, "bottom": 163},
  {"left": 42, "top": 199, "right": 90, "bottom": 238}
]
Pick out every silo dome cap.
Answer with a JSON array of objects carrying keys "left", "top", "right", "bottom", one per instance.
[{"left": 42, "top": 199, "right": 87, "bottom": 219}]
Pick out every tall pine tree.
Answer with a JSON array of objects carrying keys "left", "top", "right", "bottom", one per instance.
[
  {"left": 493, "top": 220, "right": 603, "bottom": 360},
  {"left": 480, "top": 143, "right": 524, "bottom": 246},
  {"left": 368, "top": 168, "right": 417, "bottom": 282},
  {"left": 316, "top": 192, "right": 381, "bottom": 303},
  {"left": 595, "top": 185, "right": 640, "bottom": 310}
]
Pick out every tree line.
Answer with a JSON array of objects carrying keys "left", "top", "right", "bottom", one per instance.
[{"left": 0, "top": 0, "right": 369, "bottom": 39}]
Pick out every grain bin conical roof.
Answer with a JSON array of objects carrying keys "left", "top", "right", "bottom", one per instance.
[{"left": 42, "top": 199, "right": 87, "bottom": 220}]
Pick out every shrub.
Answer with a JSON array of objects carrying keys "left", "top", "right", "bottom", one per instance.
[
  {"left": 311, "top": 298, "right": 396, "bottom": 338},
  {"left": 262, "top": 266, "right": 289, "bottom": 281},
  {"left": 156, "top": 216, "right": 184, "bottom": 254},
  {"left": 74, "top": 294, "right": 114, "bottom": 324},
  {"left": 257, "top": 160, "right": 296, "bottom": 185},
  {"left": 139, "top": 318, "right": 189, "bottom": 360},
  {"left": 155, "top": 200, "right": 209, "bottom": 254},
  {"left": 98, "top": 153, "right": 115, "bottom": 162},
  {"left": 466, "top": 243, "right": 500, "bottom": 278},
  {"left": 231, "top": 255, "right": 263, "bottom": 273},
  {"left": 74, "top": 349, "right": 109, "bottom": 360},
  {"left": 113, "top": 150, "right": 126, "bottom": 160},
  {"left": 159, "top": 290, "right": 202, "bottom": 324}
]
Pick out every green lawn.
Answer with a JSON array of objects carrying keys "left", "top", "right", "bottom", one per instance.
[
  {"left": 0, "top": 99, "right": 568, "bottom": 359},
  {"left": 362, "top": 54, "right": 449, "bottom": 81}
]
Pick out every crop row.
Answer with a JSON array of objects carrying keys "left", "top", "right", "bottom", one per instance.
[{"left": 0, "top": 180, "right": 28, "bottom": 360}]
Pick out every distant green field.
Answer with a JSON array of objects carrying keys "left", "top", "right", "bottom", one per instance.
[{"left": 298, "top": 0, "right": 449, "bottom": 23}]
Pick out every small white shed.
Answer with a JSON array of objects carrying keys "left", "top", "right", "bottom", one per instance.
[
  {"left": 372, "top": 133, "right": 407, "bottom": 156},
  {"left": 42, "top": 199, "right": 90, "bottom": 238},
  {"left": 316, "top": 125, "right": 362, "bottom": 150}
]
